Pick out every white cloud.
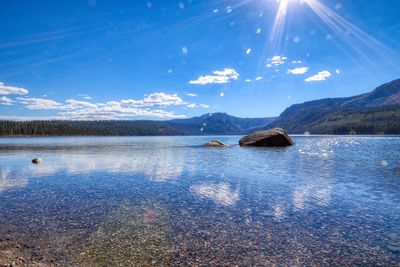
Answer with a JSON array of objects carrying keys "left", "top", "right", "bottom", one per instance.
[
  {"left": 186, "top": 93, "right": 197, "bottom": 97},
  {"left": 65, "top": 99, "right": 98, "bottom": 108},
  {"left": 245, "top": 79, "right": 252, "bottom": 82},
  {"left": 305, "top": 71, "right": 332, "bottom": 82},
  {"left": 58, "top": 105, "right": 186, "bottom": 120},
  {"left": 0, "top": 82, "right": 28, "bottom": 95},
  {"left": 13, "top": 92, "right": 211, "bottom": 120},
  {"left": 17, "top": 98, "right": 98, "bottom": 110},
  {"left": 287, "top": 67, "right": 309, "bottom": 75},
  {"left": 177, "top": 102, "right": 208, "bottom": 110},
  {"left": 17, "top": 97, "right": 65, "bottom": 110},
  {"left": 336, "top": 69, "right": 341, "bottom": 74},
  {"left": 121, "top": 92, "right": 183, "bottom": 107},
  {"left": 246, "top": 48, "right": 251, "bottom": 55},
  {"left": 256, "top": 28, "right": 262, "bottom": 34},
  {"left": 189, "top": 68, "right": 239, "bottom": 85},
  {"left": 292, "top": 60, "right": 302, "bottom": 64},
  {"left": 213, "top": 9, "right": 219, "bottom": 13},
  {"left": 78, "top": 94, "right": 92, "bottom": 100},
  {"left": 182, "top": 46, "right": 188, "bottom": 55},
  {"left": 0, "top": 96, "right": 13, "bottom": 105},
  {"left": 0, "top": 115, "right": 64, "bottom": 121},
  {"left": 267, "top": 55, "right": 287, "bottom": 67},
  {"left": 255, "top": 76, "right": 263, "bottom": 81}
]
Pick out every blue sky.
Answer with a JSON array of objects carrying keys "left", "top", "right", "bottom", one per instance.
[{"left": 0, "top": 0, "right": 399, "bottom": 120}]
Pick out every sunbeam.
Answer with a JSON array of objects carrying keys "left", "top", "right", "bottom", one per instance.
[
  {"left": 264, "top": 0, "right": 399, "bottom": 67},
  {"left": 303, "top": 0, "right": 398, "bottom": 66},
  {"left": 269, "top": 0, "right": 290, "bottom": 50}
]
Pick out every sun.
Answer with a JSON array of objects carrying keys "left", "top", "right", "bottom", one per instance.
[{"left": 266, "top": 0, "right": 395, "bottom": 66}]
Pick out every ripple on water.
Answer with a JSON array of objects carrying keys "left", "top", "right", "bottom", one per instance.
[{"left": 0, "top": 136, "right": 399, "bottom": 265}]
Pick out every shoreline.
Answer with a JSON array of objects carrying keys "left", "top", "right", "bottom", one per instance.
[{"left": 1, "top": 134, "right": 400, "bottom": 138}]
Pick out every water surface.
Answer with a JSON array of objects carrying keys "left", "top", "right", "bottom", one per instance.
[{"left": 0, "top": 136, "right": 399, "bottom": 266}]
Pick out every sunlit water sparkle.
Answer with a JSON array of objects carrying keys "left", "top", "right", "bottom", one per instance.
[{"left": 0, "top": 136, "right": 399, "bottom": 265}]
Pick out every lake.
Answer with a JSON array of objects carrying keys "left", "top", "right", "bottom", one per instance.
[{"left": 0, "top": 136, "right": 399, "bottom": 266}]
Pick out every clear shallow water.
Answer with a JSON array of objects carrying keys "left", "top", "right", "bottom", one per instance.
[{"left": 0, "top": 136, "right": 399, "bottom": 266}]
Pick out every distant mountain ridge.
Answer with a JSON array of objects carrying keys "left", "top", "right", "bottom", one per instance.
[
  {"left": 2, "top": 79, "right": 400, "bottom": 136},
  {"left": 0, "top": 113, "right": 276, "bottom": 136},
  {"left": 171, "top": 113, "right": 275, "bottom": 135},
  {"left": 268, "top": 79, "right": 400, "bottom": 134}
]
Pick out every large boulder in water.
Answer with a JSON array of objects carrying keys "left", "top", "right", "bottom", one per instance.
[
  {"left": 239, "top": 128, "right": 294, "bottom": 147},
  {"left": 203, "top": 140, "right": 229, "bottom": 147}
]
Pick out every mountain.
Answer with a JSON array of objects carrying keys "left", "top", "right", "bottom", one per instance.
[
  {"left": 3, "top": 80, "right": 400, "bottom": 136},
  {"left": 0, "top": 113, "right": 276, "bottom": 136},
  {"left": 171, "top": 113, "right": 276, "bottom": 135},
  {"left": 268, "top": 79, "right": 400, "bottom": 134}
]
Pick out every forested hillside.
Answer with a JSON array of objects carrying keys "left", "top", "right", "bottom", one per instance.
[
  {"left": 0, "top": 113, "right": 275, "bottom": 136},
  {"left": 268, "top": 79, "right": 400, "bottom": 134}
]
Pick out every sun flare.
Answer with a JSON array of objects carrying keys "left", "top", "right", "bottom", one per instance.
[{"left": 267, "top": 0, "right": 397, "bottom": 66}]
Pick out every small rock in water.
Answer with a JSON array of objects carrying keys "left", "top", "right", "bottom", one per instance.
[
  {"left": 32, "top": 158, "right": 42, "bottom": 164},
  {"left": 203, "top": 140, "right": 229, "bottom": 147}
]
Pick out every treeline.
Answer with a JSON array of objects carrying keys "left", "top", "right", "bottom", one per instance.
[
  {"left": 1, "top": 107, "right": 400, "bottom": 136},
  {"left": 0, "top": 120, "right": 187, "bottom": 136},
  {"left": 0, "top": 113, "right": 275, "bottom": 136},
  {"left": 304, "top": 107, "right": 400, "bottom": 134}
]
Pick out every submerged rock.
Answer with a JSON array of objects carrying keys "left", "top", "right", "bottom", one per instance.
[
  {"left": 32, "top": 158, "right": 42, "bottom": 164},
  {"left": 239, "top": 128, "right": 294, "bottom": 147},
  {"left": 203, "top": 140, "right": 229, "bottom": 147}
]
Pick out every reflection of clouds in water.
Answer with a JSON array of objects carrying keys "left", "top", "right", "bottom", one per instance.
[
  {"left": 142, "top": 149, "right": 184, "bottom": 182},
  {"left": 293, "top": 185, "right": 332, "bottom": 210},
  {"left": 191, "top": 182, "right": 240, "bottom": 206},
  {"left": 380, "top": 160, "right": 388, "bottom": 167},
  {"left": 272, "top": 204, "right": 285, "bottom": 220},
  {"left": 28, "top": 149, "right": 185, "bottom": 182},
  {"left": 0, "top": 168, "right": 27, "bottom": 192},
  {"left": 1, "top": 148, "right": 185, "bottom": 192}
]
